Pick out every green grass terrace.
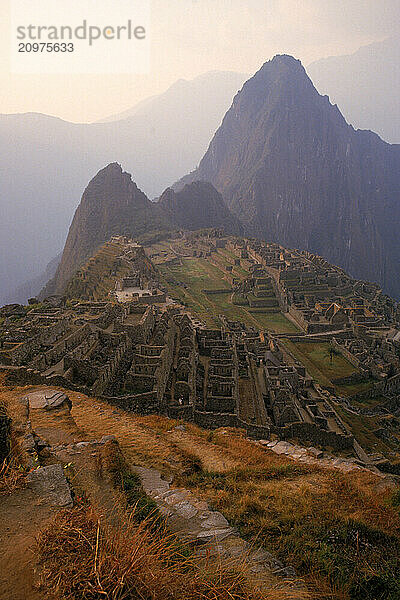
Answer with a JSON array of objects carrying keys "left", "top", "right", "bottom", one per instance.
[{"left": 158, "top": 255, "right": 298, "bottom": 333}]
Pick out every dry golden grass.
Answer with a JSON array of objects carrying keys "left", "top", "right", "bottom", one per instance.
[
  {"left": 0, "top": 458, "right": 25, "bottom": 495},
  {"left": 36, "top": 503, "right": 310, "bottom": 600},
  {"left": 2, "top": 382, "right": 400, "bottom": 599},
  {"left": 176, "top": 440, "right": 400, "bottom": 600}
]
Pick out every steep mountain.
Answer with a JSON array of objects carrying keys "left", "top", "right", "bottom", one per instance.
[
  {"left": 308, "top": 36, "right": 400, "bottom": 144},
  {"left": 0, "top": 71, "right": 246, "bottom": 306},
  {"left": 176, "top": 55, "right": 400, "bottom": 298},
  {"left": 41, "top": 165, "right": 238, "bottom": 298},
  {"left": 158, "top": 181, "right": 242, "bottom": 234},
  {"left": 41, "top": 163, "right": 169, "bottom": 297}
]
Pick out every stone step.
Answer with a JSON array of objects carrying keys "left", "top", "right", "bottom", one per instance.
[{"left": 132, "top": 465, "right": 303, "bottom": 593}]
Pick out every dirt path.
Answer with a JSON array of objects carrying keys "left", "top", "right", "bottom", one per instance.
[
  {"left": 0, "top": 384, "right": 308, "bottom": 599},
  {"left": 0, "top": 386, "right": 129, "bottom": 599},
  {"left": 0, "top": 487, "right": 55, "bottom": 600}
]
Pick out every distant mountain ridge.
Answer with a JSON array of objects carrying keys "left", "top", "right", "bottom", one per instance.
[
  {"left": 308, "top": 36, "right": 400, "bottom": 144},
  {"left": 0, "top": 70, "right": 246, "bottom": 305},
  {"left": 97, "top": 71, "right": 247, "bottom": 123},
  {"left": 4, "top": 52, "right": 400, "bottom": 304},
  {"left": 5, "top": 253, "right": 61, "bottom": 305},
  {"left": 176, "top": 55, "right": 400, "bottom": 298}
]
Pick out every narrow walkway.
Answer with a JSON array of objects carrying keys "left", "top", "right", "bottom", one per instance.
[{"left": 133, "top": 465, "right": 305, "bottom": 595}]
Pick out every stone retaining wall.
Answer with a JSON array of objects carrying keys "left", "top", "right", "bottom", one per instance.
[
  {"left": 194, "top": 408, "right": 352, "bottom": 451},
  {"left": 275, "top": 422, "right": 354, "bottom": 451},
  {"left": 288, "top": 306, "right": 308, "bottom": 332},
  {"left": 332, "top": 372, "right": 370, "bottom": 386},
  {"left": 350, "top": 372, "right": 400, "bottom": 403},
  {"left": 194, "top": 410, "right": 239, "bottom": 429},
  {"left": 102, "top": 390, "right": 158, "bottom": 413},
  {"left": 331, "top": 338, "right": 363, "bottom": 370},
  {"left": 4, "top": 318, "right": 69, "bottom": 366},
  {"left": 167, "top": 405, "right": 194, "bottom": 420},
  {"left": 31, "top": 323, "right": 93, "bottom": 371},
  {"left": 0, "top": 365, "right": 82, "bottom": 392},
  {"left": 92, "top": 336, "right": 132, "bottom": 395}
]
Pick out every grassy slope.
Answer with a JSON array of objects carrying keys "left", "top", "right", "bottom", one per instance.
[
  {"left": 65, "top": 240, "right": 130, "bottom": 301},
  {"left": 159, "top": 255, "right": 298, "bottom": 333},
  {"left": 282, "top": 341, "right": 360, "bottom": 388},
  {"left": 3, "top": 382, "right": 399, "bottom": 600}
]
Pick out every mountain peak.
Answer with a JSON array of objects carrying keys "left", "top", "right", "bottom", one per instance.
[
  {"left": 82, "top": 163, "right": 148, "bottom": 209},
  {"left": 91, "top": 162, "right": 124, "bottom": 180},
  {"left": 252, "top": 54, "right": 307, "bottom": 82},
  {"left": 267, "top": 54, "right": 303, "bottom": 68},
  {"left": 158, "top": 180, "right": 242, "bottom": 235},
  {"left": 41, "top": 165, "right": 167, "bottom": 297},
  {"left": 225, "top": 53, "right": 318, "bottom": 122},
  {"left": 103, "top": 161, "right": 123, "bottom": 172},
  {"left": 175, "top": 58, "right": 400, "bottom": 297}
]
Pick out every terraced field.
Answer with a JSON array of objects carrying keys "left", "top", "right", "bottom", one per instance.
[
  {"left": 158, "top": 254, "right": 298, "bottom": 333},
  {"left": 65, "top": 240, "right": 132, "bottom": 300},
  {"left": 282, "top": 340, "right": 358, "bottom": 388}
]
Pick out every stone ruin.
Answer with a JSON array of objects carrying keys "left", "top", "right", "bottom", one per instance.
[{"left": 2, "top": 234, "right": 400, "bottom": 461}]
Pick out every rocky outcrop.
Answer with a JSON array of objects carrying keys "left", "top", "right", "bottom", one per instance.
[
  {"left": 41, "top": 163, "right": 170, "bottom": 297},
  {"left": 41, "top": 167, "right": 245, "bottom": 298},
  {"left": 26, "top": 464, "right": 73, "bottom": 507},
  {"left": 176, "top": 55, "right": 400, "bottom": 298},
  {"left": 158, "top": 181, "right": 242, "bottom": 235},
  {"left": 22, "top": 390, "right": 71, "bottom": 411}
]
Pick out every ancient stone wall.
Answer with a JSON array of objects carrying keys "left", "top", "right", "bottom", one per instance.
[
  {"left": 167, "top": 405, "right": 194, "bottom": 420},
  {"left": 5, "top": 318, "right": 70, "bottom": 366},
  {"left": 30, "top": 323, "right": 93, "bottom": 371},
  {"left": 115, "top": 305, "right": 156, "bottom": 344},
  {"left": 274, "top": 422, "right": 354, "bottom": 451},
  {"left": 350, "top": 372, "right": 400, "bottom": 404},
  {"left": 103, "top": 391, "right": 158, "bottom": 413},
  {"left": 64, "top": 332, "right": 99, "bottom": 365},
  {"left": 154, "top": 325, "right": 176, "bottom": 406},
  {"left": 92, "top": 335, "right": 132, "bottom": 395},
  {"left": 288, "top": 306, "right": 308, "bottom": 332},
  {"left": 331, "top": 372, "right": 370, "bottom": 386},
  {"left": 194, "top": 410, "right": 239, "bottom": 429},
  {"left": 238, "top": 420, "right": 270, "bottom": 439},
  {"left": 0, "top": 365, "right": 82, "bottom": 392},
  {"left": 331, "top": 338, "right": 364, "bottom": 370},
  {"left": 94, "top": 304, "right": 124, "bottom": 329}
]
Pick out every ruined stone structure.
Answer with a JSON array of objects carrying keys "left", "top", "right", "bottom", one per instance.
[
  {"left": 2, "top": 234, "right": 400, "bottom": 461},
  {"left": 245, "top": 240, "right": 393, "bottom": 333}
]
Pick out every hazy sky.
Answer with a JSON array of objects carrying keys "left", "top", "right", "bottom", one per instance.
[{"left": 0, "top": 0, "right": 399, "bottom": 122}]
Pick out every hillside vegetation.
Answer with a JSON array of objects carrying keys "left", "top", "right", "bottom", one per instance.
[{"left": 1, "top": 380, "right": 399, "bottom": 600}]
